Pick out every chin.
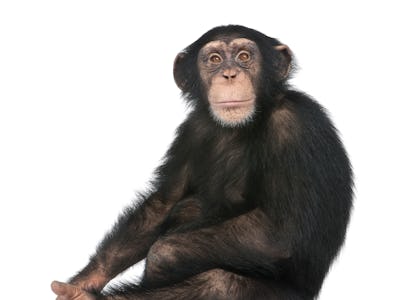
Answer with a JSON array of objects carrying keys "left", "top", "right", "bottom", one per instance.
[{"left": 210, "top": 105, "right": 256, "bottom": 128}]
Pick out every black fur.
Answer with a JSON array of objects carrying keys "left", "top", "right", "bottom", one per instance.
[{"left": 68, "top": 25, "right": 353, "bottom": 300}]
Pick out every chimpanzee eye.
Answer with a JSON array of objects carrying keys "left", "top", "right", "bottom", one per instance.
[
  {"left": 209, "top": 53, "right": 223, "bottom": 64},
  {"left": 237, "top": 51, "right": 251, "bottom": 62}
]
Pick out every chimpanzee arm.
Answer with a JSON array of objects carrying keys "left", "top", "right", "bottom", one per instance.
[
  {"left": 66, "top": 192, "right": 174, "bottom": 292},
  {"left": 66, "top": 152, "right": 192, "bottom": 292},
  {"left": 142, "top": 207, "right": 290, "bottom": 287}
]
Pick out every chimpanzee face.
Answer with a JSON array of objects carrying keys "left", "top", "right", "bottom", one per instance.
[{"left": 197, "top": 38, "right": 261, "bottom": 127}]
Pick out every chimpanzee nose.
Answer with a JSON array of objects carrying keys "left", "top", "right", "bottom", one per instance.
[{"left": 223, "top": 68, "right": 237, "bottom": 80}]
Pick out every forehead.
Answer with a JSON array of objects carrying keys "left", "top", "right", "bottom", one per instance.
[{"left": 200, "top": 38, "right": 257, "bottom": 52}]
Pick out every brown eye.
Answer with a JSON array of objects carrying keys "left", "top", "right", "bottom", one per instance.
[
  {"left": 209, "top": 53, "right": 222, "bottom": 64},
  {"left": 237, "top": 51, "right": 251, "bottom": 62}
]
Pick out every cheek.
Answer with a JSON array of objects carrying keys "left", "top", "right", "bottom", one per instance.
[{"left": 198, "top": 69, "right": 214, "bottom": 97}]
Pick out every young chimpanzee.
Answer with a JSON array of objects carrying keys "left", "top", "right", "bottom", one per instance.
[{"left": 52, "top": 25, "right": 353, "bottom": 300}]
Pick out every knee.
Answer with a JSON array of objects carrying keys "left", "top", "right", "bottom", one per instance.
[
  {"left": 146, "top": 237, "right": 178, "bottom": 275},
  {"left": 198, "top": 269, "right": 241, "bottom": 296}
]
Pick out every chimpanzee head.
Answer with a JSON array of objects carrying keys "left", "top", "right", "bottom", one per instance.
[{"left": 174, "top": 25, "right": 293, "bottom": 127}]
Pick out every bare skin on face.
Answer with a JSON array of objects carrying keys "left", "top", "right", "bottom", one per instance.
[{"left": 198, "top": 38, "right": 261, "bottom": 127}]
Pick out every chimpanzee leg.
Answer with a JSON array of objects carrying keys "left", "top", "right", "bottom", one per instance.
[
  {"left": 104, "top": 269, "right": 308, "bottom": 300},
  {"left": 140, "top": 208, "right": 290, "bottom": 288}
]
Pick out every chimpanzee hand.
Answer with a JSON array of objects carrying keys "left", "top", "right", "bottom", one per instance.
[{"left": 51, "top": 281, "right": 100, "bottom": 300}]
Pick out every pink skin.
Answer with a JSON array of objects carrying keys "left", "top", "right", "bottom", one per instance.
[
  {"left": 211, "top": 98, "right": 254, "bottom": 107},
  {"left": 51, "top": 281, "right": 97, "bottom": 300}
]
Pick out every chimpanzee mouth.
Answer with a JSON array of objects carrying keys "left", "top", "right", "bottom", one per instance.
[{"left": 212, "top": 99, "right": 254, "bottom": 107}]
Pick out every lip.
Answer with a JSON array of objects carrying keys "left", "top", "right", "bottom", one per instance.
[{"left": 212, "top": 99, "right": 253, "bottom": 107}]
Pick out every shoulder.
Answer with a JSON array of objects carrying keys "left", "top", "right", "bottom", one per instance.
[
  {"left": 278, "top": 90, "right": 330, "bottom": 121},
  {"left": 270, "top": 90, "right": 334, "bottom": 132},
  {"left": 266, "top": 90, "right": 338, "bottom": 148}
]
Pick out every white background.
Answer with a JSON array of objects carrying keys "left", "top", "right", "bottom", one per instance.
[{"left": 1, "top": 1, "right": 399, "bottom": 299}]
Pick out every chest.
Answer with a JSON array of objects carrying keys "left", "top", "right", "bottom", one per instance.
[{"left": 189, "top": 132, "right": 259, "bottom": 207}]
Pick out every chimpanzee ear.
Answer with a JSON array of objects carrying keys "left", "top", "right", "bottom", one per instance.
[
  {"left": 274, "top": 44, "right": 293, "bottom": 80},
  {"left": 173, "top": 52, "right": 188, "bottom": 91}
]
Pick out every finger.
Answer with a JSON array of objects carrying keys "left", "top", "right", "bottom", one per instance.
[{"left": 51, "top": 281, "right": 80, "bottom": 297}]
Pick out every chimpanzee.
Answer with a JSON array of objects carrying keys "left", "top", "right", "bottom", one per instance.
[{"left": 51, "top": 25, "right": 353, "bottom": 300}]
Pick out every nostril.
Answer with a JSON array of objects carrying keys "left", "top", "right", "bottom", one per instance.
[{"left": 223, "top": 69, "right": 238, "bottom": 79}]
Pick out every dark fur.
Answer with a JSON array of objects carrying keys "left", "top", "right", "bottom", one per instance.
[{"left": 69, "top": 25, "right": 353, "bottom": 299}]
